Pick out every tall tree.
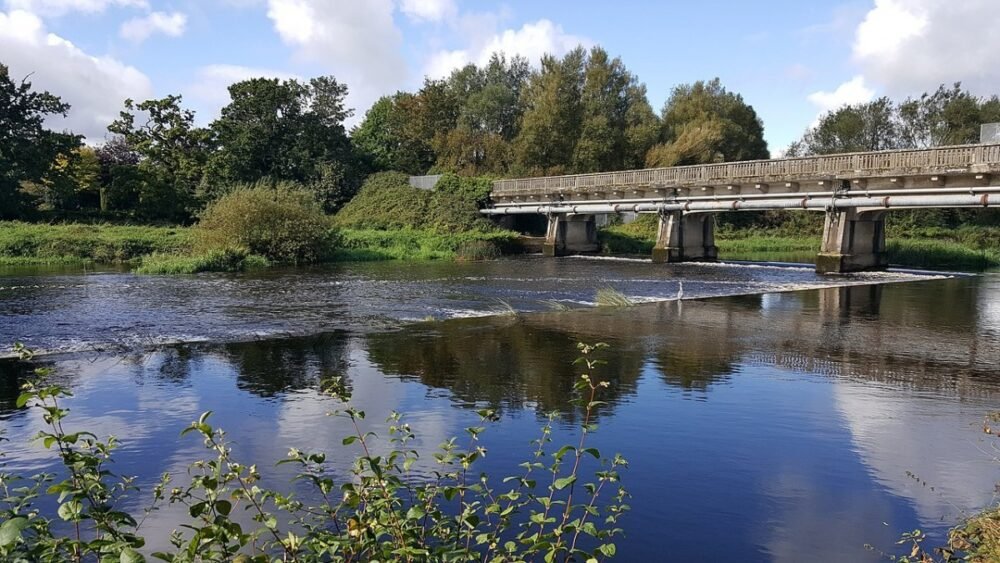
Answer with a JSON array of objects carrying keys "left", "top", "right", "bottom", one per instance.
[
  {"left": 899, "top": 83, "right": 1000, "bottom": 148},
  {"left": 95, "top": 135, "right": 140, "bottom": 212},
  {"left": 571, "top": 47, "right": 631, "bottom": 173},
  {"left": 787, "top": 97, "right": 899, "bottom": 156},
  {"left": 109, "top": 95, "right": 213, "bottom": 221},
  {"left": 0, "top": 63, "right": 80, "bottom": 218},
  {"left": 433, "top": 54, "right": 530, "bottom": 175},
  {"left": 513, "top": 47, "right": 587, "bottom": 175},
  {"left": 647, "top": 78, "right": 769, "bottom": 166},
  {"left": 205, "top": 76, "right": 362, "bottom": 211}
]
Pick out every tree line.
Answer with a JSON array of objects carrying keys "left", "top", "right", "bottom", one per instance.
[{"left": 2, "top": 48, "right": 999, "bottom": 224}]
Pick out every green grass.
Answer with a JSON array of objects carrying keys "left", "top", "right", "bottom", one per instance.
[
  {"left": 135, "top": 248, "right": 270, "bottom": 274},
  {"left": 330, "top": 228, "right": 519, "bottom": 262},
  {"left": 598, "top": 220, "right": 1000, "bottom": 271},
  {"left": 0, "top": 221, "right": 192, "bottom": 265}
]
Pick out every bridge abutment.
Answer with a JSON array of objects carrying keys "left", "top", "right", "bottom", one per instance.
[
  {"left": 816, "top": 210, "right": 888, "bottom": 274},
  {"left": 542, "top": 214, "right": 600, "bottom": 256},
  {"left": 651, "top": 212, "right": 719, "bottom": 263}
]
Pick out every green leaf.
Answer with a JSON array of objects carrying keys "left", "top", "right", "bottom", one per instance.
[
  {"left": 599, "top": 543, "right": 617, "bottom": 557},
  {"left": 120, "top": 547, "right": 146, "bottom": 563},
  {"left": 342, "top": 436, "right": 358, "bottom": 446},
  {"left": 583, "top": 448, "right": 601, "bottom": 459},
  {"left": 553, "top": 476, "right": 577, "bottom": 490},
  {"left": 0, "top": 516, "right": 29, "bottom": 547},
  {"left": 57, "top": 500, "right": 82, "bottom": 521},
  {"left": 214, "top": 500, "right": 232, "bottom": 516},
  {"left": 15, "top": 393, "right": 31, "bottom": 408}
]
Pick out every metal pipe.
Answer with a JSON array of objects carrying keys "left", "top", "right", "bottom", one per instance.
[
  {"left": 490, "top": 186, "right": 1000, "bottom": 208},
  {"left": 480, "top": 194, "right": 994, "bottom": 215}
]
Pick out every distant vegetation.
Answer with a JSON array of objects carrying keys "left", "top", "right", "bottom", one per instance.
[{"left": 3, "top": 48, "right": 1000, "bottom": 269}]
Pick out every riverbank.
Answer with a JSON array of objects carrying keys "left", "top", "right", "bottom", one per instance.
[
  {"left": 0, "top": 222, "right": 522, "bottom": 273},
  {"left": 599, "top": 216, "right": 1000, "bottom": 271}
]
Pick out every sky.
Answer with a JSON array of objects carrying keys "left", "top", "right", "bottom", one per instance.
[{"left": 2, "top": 0, "right": 1000, "bottom": 154}]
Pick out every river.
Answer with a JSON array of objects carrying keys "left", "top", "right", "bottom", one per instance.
[{"left": 1, "top": 256, "right": 998, "bottom": 561}]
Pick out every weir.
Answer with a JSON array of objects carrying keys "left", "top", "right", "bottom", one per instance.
[{"left": 483, "top": 143, "right": 1000, "bottom": 273}]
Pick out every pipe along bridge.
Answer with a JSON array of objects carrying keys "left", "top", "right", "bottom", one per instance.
[{"left": 482, "top": 143, "right": 1000, "bottom": 273}]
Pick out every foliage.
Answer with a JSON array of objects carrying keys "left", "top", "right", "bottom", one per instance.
[
  {"left": 0, "top": 221, "right": 192, "bottom": 264},
  {"left": 788, "top": 82, "right": 1000, "bottom": 156},
  {"left": 108, "top": 96, "right": 213, "bottom": 222},
  {"left": 0, "top": 63, "right": 81, "bottom": 219},
  {"left": 332, "top": 228, "right": 518, "bottom": 262},
  {"left": 204, "top": 76, "right": 364, "bottom": 212},
  {"left": 194, "top": 182, "right": 332, "bottom": 264},
  {"left": 1, "top": 343, "right": 629, "bottom": 562},
  {"left": 134, "top": 248, "right": 270, "bottom": 274},
  {"left": 647, "top": 78, "right": 769, "bottom": 167},
  {"left": 332, "top": 172, "right": 498, "bottom": 233},
  {"left": 514, "top": 48, "right": 587, "bottom": 175}
]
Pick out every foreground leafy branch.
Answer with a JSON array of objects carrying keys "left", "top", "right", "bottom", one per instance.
[{"left": 0, "top": 342, "right": 629, "bottom": 562}]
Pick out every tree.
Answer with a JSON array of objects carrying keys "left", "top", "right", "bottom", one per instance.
[
  {"left": 433, "top": 54, "right": 530, "bottom": 175},
  {"left": 899, "top": 83, "right": 1000, "bottom": 148},
  {"left": 353, "top": 93, "right": 434, "bottom": 175},
  {"left": 205, "top": 76, "right": 363, "bottom": 212},
  {"left": 0, "top": 63, "right": 80, "bottom": 218},
  {"left": 572, "top": 47, "right": 631, "bottom": 173},
  {"left": 787, "top": 97, "right": 899, "bottom": 156},
  {"left": 647, "top": 78, "right": 769, "bottom": 166},
  {"left": 513, "top": 47, "right": 587, "bottom": 175},
  {"left": 108, "top": 95, "right": 213, "bottom": 221},
  {"left": 95, "top": 135, "right": 140, "bottom": 212}
]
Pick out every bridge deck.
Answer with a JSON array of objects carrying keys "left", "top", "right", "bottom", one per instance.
[{"left": 491, "top": 144, "right": 1000, "bottom": 198}]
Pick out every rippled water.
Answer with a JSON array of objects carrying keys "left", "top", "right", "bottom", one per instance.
[{"left": 1, "top": 258, "right": 999, "bottom": 561}]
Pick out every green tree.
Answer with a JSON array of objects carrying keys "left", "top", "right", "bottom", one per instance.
[
  {"left": 95, "top": 135, "right": 140, "bottom": 212},
  {"left": 353, "top": 93, "right": 435, "bottom": 175},
  {"left": 513, "top": 47, "right": 587, "bottom": 175},
  {"left": 205, "top": 76, "right": 363, "bottom": 212},
  {"left": 108, "top": 95, "right": 212, "bottom": 221},
  {"left": 647, "top": 78, "right": 769, "bottom": 166},
  {"left": 433, "top": 54, "right": 530, "bottom": 175},
  {"left": 899, "top": 83, "right": 1000, "bottom": 148},
  {"left": 0, "top": 63, "right": 80, "bottom": 218},
  {"left": 787, "top": 97, "right": 899, "bottom": 156}
]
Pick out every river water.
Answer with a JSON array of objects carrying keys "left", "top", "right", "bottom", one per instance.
[{"left": 1, "top": 257, "right": 999, "bottom": 561}]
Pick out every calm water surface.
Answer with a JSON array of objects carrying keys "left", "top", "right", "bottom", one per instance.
[{"left": 1, "top": 257, "right": 999, "bottom": 561}]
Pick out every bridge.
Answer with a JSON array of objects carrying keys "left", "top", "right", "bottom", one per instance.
[{"left": 482, "top": 143, "right": 1000, "bottom": 273}]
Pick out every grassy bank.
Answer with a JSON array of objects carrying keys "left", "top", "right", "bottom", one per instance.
[
  {"left": 332, "top": 228, "right": 520, "bottom": 262},
  {"left": 0, "top": 221, "right": 192, "bottom": 266},
  {"left": 598, "top": 215, "right": 1000, "bottom": 271},
  {"left": 0, "top": 222, "right": 521, "bottom": 273}
]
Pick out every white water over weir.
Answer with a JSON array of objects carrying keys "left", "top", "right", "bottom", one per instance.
[{"left": 483, "top": 143, "right": 1000, "bottom": 273}]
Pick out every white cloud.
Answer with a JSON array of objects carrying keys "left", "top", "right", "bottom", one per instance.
[
  {"left": 400, "top": 0, "right": 455, "bottom": 22},
  {"left": 3, "top": 0, "right": 147, "bottom": 16},
  {"left": 0, "top": 9, "right": 153, "bottom": 140},
  {"left": 425, "top": 19, "right": 590, "bottom": 79},
  {"left": 265, "top": 0, "right": 406, "bottom": 123},
  {"left": 852, "top": 0, "right": 1000, "bottom": 95},
  {"left": 807, "top": 75, "right": 875, "bottom": 116},
  {"left": 119, "top": 11, "right": 186, "bottom": 43},
  {"left": 187, "top": 64, "right": 302, "bottom": 123}
]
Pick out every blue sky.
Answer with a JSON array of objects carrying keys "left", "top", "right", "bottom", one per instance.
[{"left": 2, "top": 0, "right": 998, "bottom": 153}]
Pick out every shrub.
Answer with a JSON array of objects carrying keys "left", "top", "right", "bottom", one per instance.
[
  {"left": 1, "top": 343, "right": 629, "bottom": 562},
  {"left": 333, "top": 172, "right": 498, "bottom": 233},
  {"left": 195, "top": 182, "right": 331, "bottom": 264},
  {"left": 455, "top": 240, "right": 501, "bottom": 261}
]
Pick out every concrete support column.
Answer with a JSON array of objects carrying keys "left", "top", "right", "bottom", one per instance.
[
  {"left": 652, "top": 212, "right": 719, "bottom": 263},
  {"left": 816, "top": 209, "right": 888, "bottom": 274},
  {"left": 542, "top": 214, "right": 599, "bottom": 256}
]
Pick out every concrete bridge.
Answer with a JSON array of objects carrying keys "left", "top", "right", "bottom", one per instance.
[{"left": 482, "top": 143, "right": 1000, "bottom": 273}]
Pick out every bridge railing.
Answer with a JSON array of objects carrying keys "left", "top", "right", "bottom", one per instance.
[{"left": 492, "top": 143, "right": 1000, "bottom": 197}]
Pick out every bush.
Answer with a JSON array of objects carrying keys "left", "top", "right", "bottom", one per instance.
[
  {"left": 455, "top": 240, "right": 502, "bottom": 261},
  {"left": 332, "top": 228, "right": 518, "bottom": 262},
  {"left": 195, "top": 182, "right": 331, "bottom": 264},
  {"left": 333, "top": 172, "right": 498, "bottom": 233}
]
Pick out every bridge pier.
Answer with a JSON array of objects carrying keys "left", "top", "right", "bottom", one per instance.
[
  {"left": 542, "top": 214, "right": 600, "bottom": 256},
  {"left": 816, "top": 209, "right": 888, "bottom": 274},
  {"left": 651, "top": 212, "right": 719, "bottom": 263}
]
